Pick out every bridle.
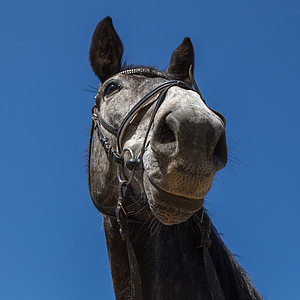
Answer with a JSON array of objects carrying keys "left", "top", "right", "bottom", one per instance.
[{"left": 88, "top": 67, "right": 225, "bottom": 300}]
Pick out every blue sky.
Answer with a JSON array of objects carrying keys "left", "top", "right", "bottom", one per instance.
[{"left": 1, "top": 0, "right": 299, "bottom": 299}]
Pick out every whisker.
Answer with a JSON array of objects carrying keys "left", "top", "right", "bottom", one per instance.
[
  {"left": 86, "top": 84, "right": 99, "bottom": 91},
  {"left": 134, "top": 214, "right": 155, "bottom": 245},
  {"left": 84, "top": 89, "right": 98, "bottom": 94},
  {"left": 127, "top": 202, "right": 147, "bottom": 216}
]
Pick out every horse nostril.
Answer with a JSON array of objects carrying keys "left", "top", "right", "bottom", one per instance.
[
  {"left": 154, "top": 118, "right": 176, "bottom": 144},
  {"left": 212, "top": 132, "right": 227, "bottom": 169},
  {"left": 151, "top": 112, "right": 177, "bottom": 156}
]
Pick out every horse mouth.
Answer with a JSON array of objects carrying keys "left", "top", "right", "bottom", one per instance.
[{"left": 143, "top": 173, "right": 204, "bottom": 225}]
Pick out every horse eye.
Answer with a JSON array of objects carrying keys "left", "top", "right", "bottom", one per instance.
[{"left": 104, "top": 83, "right": 120, "bottom": 96}]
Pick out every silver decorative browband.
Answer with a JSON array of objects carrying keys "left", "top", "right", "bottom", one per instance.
[{"left": 120, "top": 68, "right": 172, "bottom": 80}]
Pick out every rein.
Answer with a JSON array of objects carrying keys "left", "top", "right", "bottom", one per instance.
[{"left": 88, "top": 67, "right": 225, "bottom": 300}]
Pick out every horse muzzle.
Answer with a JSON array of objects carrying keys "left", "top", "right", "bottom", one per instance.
[{"left": 142, "top": 88, "right": 227, "bottom": 224}]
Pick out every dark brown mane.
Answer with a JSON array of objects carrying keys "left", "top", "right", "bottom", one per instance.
[{"left": 134, "top": 213, "right": 262, "bottom": 299}]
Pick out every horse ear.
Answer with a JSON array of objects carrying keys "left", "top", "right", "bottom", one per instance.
[
  {"left": 166, "top": 37, "right": 194, "bottom": 81},
  {"left": 89, "top": 17, "right": 123, "bottom": 82}
]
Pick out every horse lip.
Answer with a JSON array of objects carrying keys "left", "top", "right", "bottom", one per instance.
[
  {"left": 145, "top": 174, "right": 204, "bottom": 207},
  {"left": 172, "top": 164, "right": 213, "bottom": 177},
  {"left": 143, "top": 174, "right": 204, "bottom": 224}
]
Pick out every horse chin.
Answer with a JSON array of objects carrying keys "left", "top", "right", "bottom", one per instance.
[{"left": 143, "top": 174, "right": 204, "bottom": 225}]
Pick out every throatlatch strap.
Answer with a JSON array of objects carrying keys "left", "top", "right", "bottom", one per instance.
[
  {"left": 203, "top": 247, "right": 225, "bottom": 300},
  {"left": 126, "top": 238, "right": 143, "bottom": 300},
  {"left": 198, "top": 211, "right": 225, "bottom": 300}
]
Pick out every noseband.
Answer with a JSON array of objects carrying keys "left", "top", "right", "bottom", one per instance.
[{"left": 88, "top": 67, "right": 225, "bottom": 300}]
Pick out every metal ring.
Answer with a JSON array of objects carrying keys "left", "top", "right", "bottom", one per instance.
[
  {"left": 117, "top": 148, "right": 135, "bottom": 185},
  {"left": 120, "top": 148, "right": 134, "bottom": 159}
]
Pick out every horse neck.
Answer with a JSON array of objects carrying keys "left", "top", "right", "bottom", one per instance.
[{"left": 103, "top": 216, "right": 262, "bottom": 300}]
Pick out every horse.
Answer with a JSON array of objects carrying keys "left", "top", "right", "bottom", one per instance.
[{"left": 87, "top": 16, "right": 262, "bottom": 300}]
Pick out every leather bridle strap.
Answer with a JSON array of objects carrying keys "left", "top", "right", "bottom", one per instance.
[
  {"left": 92, "top": 80, "right": 193, "bottom": 153},
  {"left": 116, "top": 80, "right": 192, "bottom": 153},
  {"left": 126, "top": 228, "right": 143, "bottom": 299},
  {"left": 88, "top": 117, "right": 144, "bottom": 223},
  {"left": 203, "top": 247, "right": 225, "bottom": 300},
  {"left": 198, "top": 211, "right": 225, "bottom": 300}
]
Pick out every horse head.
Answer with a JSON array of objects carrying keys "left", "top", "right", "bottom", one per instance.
[{"left": 88, "top": 17, "right": 227, "bottom": 226}]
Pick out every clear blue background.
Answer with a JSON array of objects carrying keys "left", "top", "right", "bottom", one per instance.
[{"left": 1, "top": 0, "right": 299, "bottom": 299}]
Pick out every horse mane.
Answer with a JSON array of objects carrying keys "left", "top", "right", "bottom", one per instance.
[
  {"left": 139, "top": 215, "right": 262, "bottom": 299},
  {"left": 209, "top": 223, "right": 262, "bottom": 299}
]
